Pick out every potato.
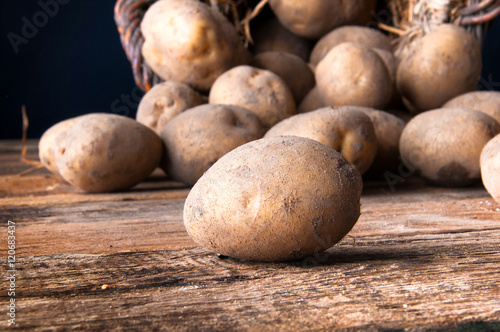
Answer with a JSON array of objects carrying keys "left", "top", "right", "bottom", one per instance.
[
  {"left": 396, "top": 24, "right": 482, "bottom": 113},
  {"left": 136, "top": 81, "right": 204, "bottom": 134},
  {"left": 315, "top": 43, "right": 393, "bottom": 109},
  {"left": 209, "top": 65, "right": 295, "bottom": 128},
  {"left": 264, "top": 107, "right": 377, "bottom": 174},
  {"left": 252, "top": 17, "right": 313, "bottom": 61},
  {"left": 251, "top": 51, "right": 315, "bottom": 104},
  {"left": 310, "top": 26, "right": 392, "bottom": 65},
  {"left": 337, "top": 106, "right": 406, "bottom": 177},
  {"left": 297, "top": 86, "right": 324, "bottom": 113},
  {"left": 443, "top": 91, "right": 500, "bottom": 124},
  {"left": 268, "top": 0, "right": 377, "bottom": 40},
  {"left": 399, "top": 108, "right": 500, "bottom": 187},
  {"left": 55, "top": 113, "right": 163, "bottom": 192},
  {"left": 141, "top": 0, "right": 250, "bottom": 91},
  {"left": 184, "top": 136, "right": 362, "bottom": 262},
  {"left": 39, "top": 116, "right": 82, "bottom": 176},
  {"left": 159, "top": 104, "right": 263, "bottom": 186},
  {"left": 480, "top": 134, "right": 500, "bottom": 203}
]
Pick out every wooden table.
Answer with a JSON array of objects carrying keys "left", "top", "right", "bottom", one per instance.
[{"left": 1, "top": 140, "right": 499, "bottom": 331}]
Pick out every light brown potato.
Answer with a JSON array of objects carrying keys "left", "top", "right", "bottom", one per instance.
[
  {"left": 184, "top": 135, "right": 362, "bottom": 262},
  {"left": 315, "top": 43, "right": 393, "bottom": 109},
  {"left": 209, "top": 65, "right": 295, "bottom": 128},
  {"left": 443, "top": 91, "right": 500, "bottom": 124},
  {"left": 141, "top": 0, "right": 250, "bottom": 91},
  {"left": 55, "top": 113, "right": 163, "bottom": 193},
  {"left": 337, "top": 106, "right": 406, "bottom": 177},
  {"left": 310, "top": 26, "right": 392, "bottom": 65},
  {"left": 268, "top": 0, "right": 377, "bottom": 40},
  {"left": 159, "top": 104, "right": 263, "bottom": 186},
  {"left": 251, "top": 51, "right": 315, "bottom": 104},
  {"left": 399, "top": 108, "right": 500, "bottom": 187},
  {"left": 136, "top": 81, "right": 204, "bottom": 134},
  {"left": 252, "top": 17, "right": 313, "bottom": 61},
  {"left": 264, "top": 107, "right": 377, "bottom": 174},
  {"left": 396, "top": 24, "right": 482, "bottom": 113},
  {"left": 39, "top": 116, "right": 82, "bottom": 176},
  {"left": 297, "top": 86, "right": 324, "bottom": 113},
  {"left": 480, "top": 134, "right": 500, "bottom": 203}
]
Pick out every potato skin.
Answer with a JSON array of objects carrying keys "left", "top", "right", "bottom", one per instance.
[
  {"left": 39, "top": 116, "right": 82, "bottom": 176},
  {"left": 297, "top": 86, "right": 324, "bottom": 113},
  {"left": 251, "top": 51, "right": 315, "bottom": 104},
  {"left": 55, "top": 113, "right": 163, "bottom": 193},
  {"left": 443, "top": 91, "right": 500, "bottom": 124},
  {"left": 481, "top": 134, "right": 500, "bottom": 203},
  {"left": 136, "top": 81, "right": 204, "bottom": 134},
  {"left": 209, "top": 65, "right": 296, "bottom": 128},
  {"left": 159, "top": 104, "right": 263, "bottom": 186},
  {"left": 141, "top": 0, "right": 250, "bottom": 91},
  {"left": 268, "top": 0, "right": 377, "bottom": 40},
  {"left": 399, "top": 108, "right": 500, "bottom": 187},
  {"left": 184, "top": 136, "right": 362, "bottom": 262},
  {"left": 264, "top": 107, "right": 377, "bottom": 175},
  {"left": 396, "top": 24, "right": 482, "bottom": 113},
  {"left": 310, "top": 26, "right": 392, "bottom": 65},
  {"left": 315, "top": 43, "right": 392, "bottom": 109}
]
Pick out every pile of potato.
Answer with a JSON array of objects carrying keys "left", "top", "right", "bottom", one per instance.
[{"left": 39, "top": 0, "right": 500, "bottom": 261}]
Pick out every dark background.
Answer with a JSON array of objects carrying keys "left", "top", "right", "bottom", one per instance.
[{"left": 1, "top": 0, "right": 499, "bottom": 139}]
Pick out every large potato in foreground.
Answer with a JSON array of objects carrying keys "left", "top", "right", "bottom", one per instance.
[
  {"left": 136, "top": 81, "right": 204, "bottom": 134},
  {"left": 160, "top": 104, "right": 263, "bottom": 186},
  {"left": 396, "top": 24, "right": 482, "bottom": 113},
  {"left": 209, "top": 65, "right": 295, "bottom": 128},
  {"left": 55, "top": 113, "right": 163, "bottom": 192},
  {"left": 184, "top": 136, "right": 362, "bottom": 262},
  {"left": 399, "top": 108, "right": 500, "bottom": 187},
  {"left": 141, "top": 0, "right": 250, "bottom": 91},
  {"left": 264, "top": 107, "right": 377, "bottom": 175},
  {"left": 481, "top": 134, "right": 500, "bottom": 203},
  {"left": 442, "top": 91, "right": 500, "bottom": 124}
]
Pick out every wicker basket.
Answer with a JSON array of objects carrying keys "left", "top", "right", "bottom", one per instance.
[{"left": 114, "top": 0, "right": 499, "bottom": 91}]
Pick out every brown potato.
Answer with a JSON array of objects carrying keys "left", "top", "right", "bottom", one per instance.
[
  {"left": 251, "top": 51, "right": 315, "bottom": 104},
  {"left": 252, "top": 17, "right": 313, "bottom": 61},
  {"left": 297, "top": 86, "right": 324, "bottom": 113},
  {"left": 136, "top": 81, "right": 204, "bottom": 134},
  {"left": 38, "top": 116, "right": 82, "bottom": 176},
  {"left": 310, "top": 26, "right": 392, "bottom": 65},
  {"left": 184, "top": 135, "right": 362, "bottom": 262},
  {"left": 264, "top": 107, "right": 377, "bottom": 174},
  {"left": 209, "top": 65, "right": 295, "bottom": 128},
  {"left": 396, "top": 24, "right": 482, "bottom": 113},
  {"left": 399, "top": 108, "right": 500, "bottom": 187},
  {"left": 141, "top": 0, "right": 250, "bottom": 91},
  {"left": 268, "top": 0, "right": 377, "bottom": 40},
  {"left": 443, "top": 91, "right": 500, "bottom": 124},
  {"left": 55, "top": 113, "right": 163, "bottom": 193},
  {"left": 315, "top": 43, "right": 393, "bottom": 109},
  {"left": 159, "top": 104, "right": 263, "bottom": 186},
  {"left": 480, "top": 134, "right": 500, "bottom": 203}
]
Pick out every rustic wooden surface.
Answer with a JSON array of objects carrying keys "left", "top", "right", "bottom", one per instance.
[{"left": 1, "top": 140, "right": 499, "bottom": 331}]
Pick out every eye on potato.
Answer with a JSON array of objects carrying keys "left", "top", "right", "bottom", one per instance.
[
  {"left": 399, "top": 107, "right": 500, "bottom": 187},
  {"left": 443, "top": 91, "right": 500, "bottom": 124},
  {"left": 310, "top": 25, "right": 393, "bottom": 66},
  {"left": 159, "top": 104, "right": 264, "bottom": 186},
  {"left": 481, "top": 134, "right": 500, "bottom": 204},
  {"left": 209, "top": 65, "right": 296, "bottom": 128},
  {"left": 264, "top": 107, "right": 377, "bottom": 175},
  {"left": 140, "top": 0, "right": 250, "bottom": 91},
  {"left": 136, "top": 81, "right": 204, "bottom": 134},
  {"left": 315, "top": 42, "right": 393, "bottom": 110},
  {"left": 396, "top": 24, "right": 482, "bottom": 113},
  {"left": 251, "top": 51, "right": 315, "bottom": 104},
  {"left": 184, "top": 135, "right": 362, "bottom": 262},
  {"left": 55, "top": 113, "right": 163, "bottom": 193}
]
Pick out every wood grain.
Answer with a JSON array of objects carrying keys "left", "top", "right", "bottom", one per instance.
[{"left": 1, "top": 141, "right": 500, "bottom": 330}]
